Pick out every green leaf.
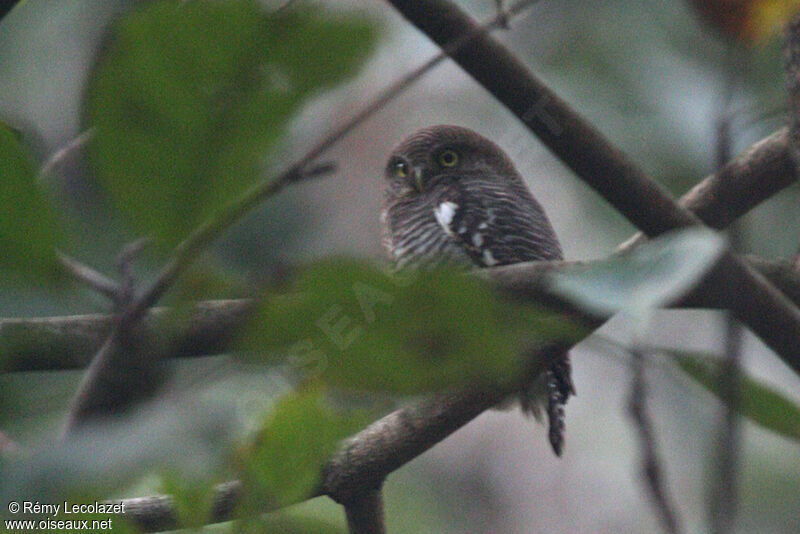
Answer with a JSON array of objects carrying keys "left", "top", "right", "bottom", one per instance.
[
  {"left": 242, "top": 388, "right": 371, "bottom": 509},
  {"left": 238, "top": 259, "right": 586, "bottom": 394},
  {"left": 159, "top": 475, "right": 221, "bottom": 531},
  {"left": 549, "top": 228, "right": 726, "bottom": 316},
  {"left": 0, "top": 122, "right": 63, "bottom": 285},
  {"left": 674, "top": 352, "right": 800, "bottom": 443},
  {"left": 84, "top": 0, "right": 376, "bottom": 247}
]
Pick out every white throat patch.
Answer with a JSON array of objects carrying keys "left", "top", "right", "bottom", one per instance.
[{"left": 433, "top": 201, "right": 458, "bottom": 236}]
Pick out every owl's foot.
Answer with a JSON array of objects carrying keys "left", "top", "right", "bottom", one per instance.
[{"left": 516, "top": 349, "right": 574, "bottom": 456}]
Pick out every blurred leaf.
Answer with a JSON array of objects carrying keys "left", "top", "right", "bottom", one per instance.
[
  {"left": 0, "top": 0, "right": 27, "bottom": 22},
  {"left": 241, "top": 388, "right": 371, "bottom": 509},
  {"left": 0, "top": 399, "right": 235, "bottom": 504},
  {"left": 238, "top": 259, "right": 586, "bottom": 394},
  {"left": 674, "top": 352, "right": 800, "bottom": 443},
  {"left": 85, "top": 0, "right": 376, "bottom": 247},
  {"left": 0, "top": 121, "right": 63, "bottom": 285},
  {"left": 175, "top": 257, "right": 251, "bottom": 300},
  {"left": 160, "top": 475, "right": 220, "bottom": 531},
  {"left": 689, "top": 0, "right": 800, "bottom": 42},
  {"left": 549, "top": 228, "right": 726, "bottom": 316}
]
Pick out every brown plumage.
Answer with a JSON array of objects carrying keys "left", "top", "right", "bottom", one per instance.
[{"left": 381, "top": 124, "right": 573, "bottom": 455}]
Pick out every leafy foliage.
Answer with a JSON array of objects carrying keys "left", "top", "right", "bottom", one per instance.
[
  {"left": 239, "top": 259, "right": 586, "bottom": 394},
  {"left": 84, "top": 0, "right": 375, "bottom": 247},
  {"left": 674, "top": 352, "right": 800, "bottom": 443},
  {"left": 240, "top": 388, "right": 371, "bottom": 509},
  {"left": 549, "top": 228, "right": 726, "bottom": 316},
  {"left": 0, "top": 122, "right": 63, "bottom": 285}
]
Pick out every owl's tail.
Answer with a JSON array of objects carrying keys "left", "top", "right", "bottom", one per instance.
[{"left": 519, "top": 349, "right": 575, "bottom": 457}]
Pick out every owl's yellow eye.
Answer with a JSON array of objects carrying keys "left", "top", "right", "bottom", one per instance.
[
  {"left": 395, "top": 160, "right": 409, "bottom": 178},
  {"left": 438, "top": 149, "right": 459, "bottom": 167}
]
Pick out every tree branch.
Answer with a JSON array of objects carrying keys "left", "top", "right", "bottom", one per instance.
[
  {"left": 56, "top": 252, "right": 120, "bottom": 301},
  {"left": 65, "top": 237, "right": 167, "bottom": 430},
  {"left": 710, "top": 311, "right": 744, "bottom": 534},
  {"left": 745, "top": 255, "right": 800, "bottom": 305},
  {"left": 119, "top": 480, "right": 242, "bottom": 532},
  {"left": 116, "top": 378, "right": 531, "bottom": 532},
  {"left": 708, "top": 60, "right": 742, "bottom": 534},
  {"left": 5, "top": 256, "right": 800, "bottom": 374},
  {"left": 618, "top": 127, "right": 797, "bottom": 252},
  {"left": 0, "top": 299, "right": 253, "bottom": 373},
  {"left": 628, "top": 348, "right": 682, "bottom": 534},
  {"left": 344, "top": 489, "right": 387, "bottom": 534},
  {"left": 38, "top": 129, "right": 94, "bottom": 183}
]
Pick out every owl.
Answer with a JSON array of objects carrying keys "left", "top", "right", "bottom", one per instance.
[{"left": 381, "top": 124, "right": 573, "bottom": 456}]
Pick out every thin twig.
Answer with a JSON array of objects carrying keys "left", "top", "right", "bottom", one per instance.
[
  {"left": 287, "top": 0, "right": 540, "bottom": 168},
  {"left": 710, "top": 310, "right": 743, "bottom": 534},
  {"left": 709, "top": 49, "right": 743, "bottom": 534},
  {"left": 64, "top": 326, "right": 164, "bottom": 433},
  {"left": 37, "top": 128, "right": 94, "bottom": 183},
  {"left": 116, "top": 238, "right": 151, "bottom": 308},
  {"left": 628, "top": 348, "right": 682, "bottom": 534},
  {"left": 66, "top": 237, "right": 162, "bottom": 430},
  {"left": 56, "top": 251, "right": 120, "bottom": 301}
]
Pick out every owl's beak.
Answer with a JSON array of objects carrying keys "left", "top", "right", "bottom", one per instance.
[{"left": 413, "top": 166, "right": 424, "bottom": 192}]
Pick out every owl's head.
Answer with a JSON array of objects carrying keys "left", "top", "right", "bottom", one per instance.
[{"left": 384, "top": 125, "right": 519, "bottom": 195}]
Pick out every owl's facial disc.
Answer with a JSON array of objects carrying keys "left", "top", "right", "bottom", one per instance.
[{"left": 387, "top": 143, "right": 464, "bottom": 194}]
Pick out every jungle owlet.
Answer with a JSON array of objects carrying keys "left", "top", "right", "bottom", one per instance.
[{"left": 381, "top": 124, "right": 573, "bottom": 456}]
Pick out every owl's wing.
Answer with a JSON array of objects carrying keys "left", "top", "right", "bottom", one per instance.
[
  {"left": 432, "top": 180, "right": 571, "bottom": 455},
  {"left": 432, "top": 181, "right": 562, "bottom": 268}
]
